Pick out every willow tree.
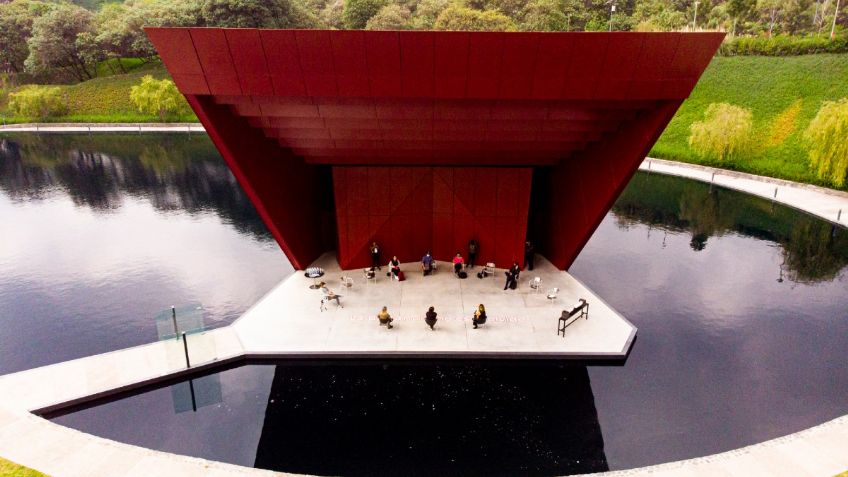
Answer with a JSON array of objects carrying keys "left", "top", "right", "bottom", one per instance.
[
  {"left": 804, "top": 98, "right": 848, "bottom": 187},
  {"left": 688, "top": 103, "right": 753, "bottom": 162},
  {"left": 130, "top": 76, "right": 187, "bottom": 121}
]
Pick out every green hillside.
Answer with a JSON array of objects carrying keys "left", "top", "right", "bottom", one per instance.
[{"left": 652, "top": 53, "right": 848, "bottom": 188}]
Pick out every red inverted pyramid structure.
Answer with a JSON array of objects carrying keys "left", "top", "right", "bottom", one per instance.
[{"left": 146, "top": 28, "right": 723, "bottom": 270}]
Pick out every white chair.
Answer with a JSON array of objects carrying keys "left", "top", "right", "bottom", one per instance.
[
  {"left": 546, "top": 287, "right": 559, "bottom": 300},
  {"left": 363, "top": 268, "right": 377, "bottom": 285},
  {"left": 320, "top": 287, "right": 342, "bottom": 312},
  {"left": 529, "top": 276, "right": 542, "bottom": 293},
  {"left": 340, "top": 276, "right": 354, "bottom": 289},
  {"left": 482, "top": 262, "right": 496, "bottom": 279}
]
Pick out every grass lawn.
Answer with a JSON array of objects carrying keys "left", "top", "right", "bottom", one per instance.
[
  {"left": 652, "top": 53, "right": 848, "bottom": 189},
  {"left": 0, "top": 457, "right": 47, "bottom": 477},
  {"left": 0, "top": 62, "right": 197, "bottom": 124}
]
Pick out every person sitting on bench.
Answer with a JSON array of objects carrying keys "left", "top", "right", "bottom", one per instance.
[
  {"left": 388, "top": 256, "right": 401, "bottom": 279},
  {"left": 452, "top": 252, "right": 465, "bottom": 274},
  {"left": 378, "top": 306, "right": 394, "bottom": 329},
  {"left": 422, "top": 251, "right": 434, "bottom": 276},
  {"left": 472, "top": 303, "right": 487, "bottom": 329}
]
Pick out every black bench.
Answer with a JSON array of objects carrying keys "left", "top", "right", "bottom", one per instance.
[{"left": 558, "top": 299, "right": 588, "bottom": 337}]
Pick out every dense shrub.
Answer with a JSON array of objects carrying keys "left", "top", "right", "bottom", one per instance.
[
  {"left": 8, "top": 85, "right": 67, "bottom": 119},
  {"left": 129, "top": 75, "right": 186, "bottom": 120},
  {"left": 719, "top": 34, "right": 848, "bottom": 56},
  {"left": 804, "top": 98, "right": 848, "bottom": 187},
  {"left": 366, "top": 4, "right": 411, "bottom": 29},
  {"left": 433, "top": 5, "right": 517, "bottom": 31},
  {"left": 343, "top": 0, "right": 387, "bottom": 29}
]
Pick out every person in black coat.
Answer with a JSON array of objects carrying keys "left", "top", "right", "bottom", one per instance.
[
  {"left": 524, "top": 241, "right": 535, "bottom": 271},
  {"left": 425, "top": 306, "right": 438, "bottom": 330},
  {"left": 504, "top": 262, "right": 520, "bottom": 290}
]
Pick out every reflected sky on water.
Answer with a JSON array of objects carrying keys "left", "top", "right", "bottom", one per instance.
[{"left": 2, "top": 133, "right": 847, "bottom": 473}]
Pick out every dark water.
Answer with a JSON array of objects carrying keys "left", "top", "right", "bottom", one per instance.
[{"left": 2, "top": 134, "right": 847, "bottom": 474}]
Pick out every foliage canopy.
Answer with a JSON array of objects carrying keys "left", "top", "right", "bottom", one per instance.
[
  {"left": 688, "top": 102, "right": 754, "bottom": 161},
  {"left": 129, "top": 75, "right": 187, "bottom": 120},
  {"left": 804, "top": 98, "right": 848, "bottom": 186},
  {"left": 8, "top": 85, "right": 68, "bottom": 119}
]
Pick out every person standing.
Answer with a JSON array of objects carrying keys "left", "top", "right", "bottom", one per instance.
[
  {"left": 425, "top": 306, "right": 438, "bottom": 330},
  {"left": 377, "top": 306, "right": 393, "bottom": 329},
  {"left": 472, "top": 304, "right": 486, "bottom": 329},
  {"left": 371, "top": 241, "right": 381, "bottom": 270},
  {"left": 467, "top": 239, "right": 478, "bottom": 269},
  {"left": 524, "top": 241, "right": 535, "bottom": 271}
]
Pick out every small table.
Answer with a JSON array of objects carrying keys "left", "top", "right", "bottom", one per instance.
[{"left": 305, "top": 267, "right": 325, "bottom": 289}]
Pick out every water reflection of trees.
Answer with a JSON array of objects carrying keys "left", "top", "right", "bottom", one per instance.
[
  {"left": 614, "top": 172, "right": 848, "bottom": 284},
  {"left": 0, "top": 134, "right": 271, "bottom": 240}
]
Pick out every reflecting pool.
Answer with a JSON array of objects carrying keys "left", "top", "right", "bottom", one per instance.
[{"left": 2, "top": 133, "right": 847, "bottom": 474}]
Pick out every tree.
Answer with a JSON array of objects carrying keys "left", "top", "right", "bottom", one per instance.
[
  {"left": 321, "top": 0, "right": 345, "bottom": 28},
  {"left": 484, "top": 0, "right": 527, "bottom": 19},
  {"left": 366, "top": 4, "right": 412, "bottom": 29},
  {"left": 688, "top": 103, "right": 753, "bottom": 161},
  {"left": 343, "top": 0, "right": 388, "bottom": 28},
  {"left": 410, "top": 0, "right": 450, "bottom": 29},
  {"left": 433, "top": 5, "right": 517, "bottom": 31},
  {"left": 130, "top": 75, "right": 188, "bottom": 121},
  {"left": 8, "top": 85, "right": 68, "bottom": 119},
  {"left": 200, "top": 0, "right": 320, "bottom": 28},
  {"left": 726, "top": 0, "right": 756, "bottom": 33},
  {"left": 0, "top": 0, "right": 52, "bottom": 74},
  {"left": 632, "top": 0, "right": 687, "bottom": 31},
  {"left": 520, "top": 0, "right": 570, "bottom": 31},
  {"left": 804, "top": 98, "right": 848, "bottom": 186},
  {"left": 25, "top": 4, "right": 97, "bottom": 81}
]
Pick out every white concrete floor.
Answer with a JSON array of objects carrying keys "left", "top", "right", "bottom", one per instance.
[{"left": 233, "top": 253, "right": 635, "bottom": 358}]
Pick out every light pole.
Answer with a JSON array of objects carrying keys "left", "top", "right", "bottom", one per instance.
[
  {"left": 693, "top": 1, "right": 701, "bottom": 31},
  {"left": 609, "top": 3, "right": 616, "bottom": 31},
  {"left": 832, "top": 0, "right": 842, "bottom": 39}
]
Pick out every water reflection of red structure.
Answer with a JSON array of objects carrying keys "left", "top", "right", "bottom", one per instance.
[{"left": 147, "top": 28, "right": 722, "bottom": 270}]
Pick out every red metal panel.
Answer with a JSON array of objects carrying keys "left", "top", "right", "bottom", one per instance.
[
  {"left": 366, "top": 31, "right": 402, "bottom": 97},
  {"left": 594, "top": 33, "right": 645, "bottom": 100},
  {"left": 367, "top": 168, "right": 392, "bottom": 215},
  {"left": 433, "top": 214, "right": 454, "bottom": 259},
  {"left": 495, "top": 168, "right": 519, "bottom": 218},
  {"left": 434, "top": 32, "right": 469, "bottom": 98},
  {"left": 498, "top": 34, "right": 540, "bottom": 99},
  {"left": 171, "top": 74, "right": 210, "bottom": 95},
  {"left": 295, "top": 30, "right": 337, "bottom": 97},
  {"left": 331, "top": 30, "right": 370, "bottom": 97},
  {"left": 225, "top": 29, "right": 273, "bottom": 96},
  {"left": 145, "top": 28, "right": 204, "bottom": 76},
  {"left": 400, "top": 31, "right": 434, "bottom": 98},
  {"left": 190, "top": 29, "right": 241, "bottom": 95},
  {"left": 474, "top": 168, "right": 497, "bottom": 217},
  {"left": 532, "top": 35, "right": 573, "bottom": 99},
  {"left": 467, "top": 33, "right": 504, "bottom": 98},
  {"left": 562, "top": 35, "right": 609, "bottom": 99},
  {"left": 260, "top": 30, "right": 306, "bottom": 96}
]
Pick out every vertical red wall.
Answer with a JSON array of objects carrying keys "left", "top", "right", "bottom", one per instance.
[
  {"left": 532, "top": 100, "right": 683, "bottom": 270},
  {"left": 334, "top": 166, "right": 532, "bottom": 270}
]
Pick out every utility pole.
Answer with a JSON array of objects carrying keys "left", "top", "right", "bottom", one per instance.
[
  {"left": 832, "top": 0, "right": 842, "bottom": 39},
  {"left": 609, "top": 3, "right": 616, "bottom": 31},
  {"left": 693, "top": 1, "right": 701, "bottom": 31}
]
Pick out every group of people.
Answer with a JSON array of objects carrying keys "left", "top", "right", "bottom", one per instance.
[
  {"left": 370, "top": 239, "right": 535, "bottom": 274},
  {"left": 377, "top": 304, "right": 487, "bottom": 330}
]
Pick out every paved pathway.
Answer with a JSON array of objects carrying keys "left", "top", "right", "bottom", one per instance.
[
  {"left": 0, "top": 123, "right": 204, "bottom": 133},
  {"left": 641, "top": 158, "right": 848, "bottom": 227}
]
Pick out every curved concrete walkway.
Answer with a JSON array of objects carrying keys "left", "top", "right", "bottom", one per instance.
[
  {"left": 0, "top": 125, "right": 845, "bottom": 475},
  {"left": 0, "top": 122, "right": 204, "bottom": 133}
]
